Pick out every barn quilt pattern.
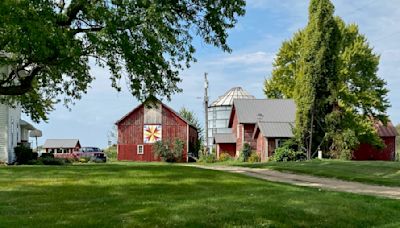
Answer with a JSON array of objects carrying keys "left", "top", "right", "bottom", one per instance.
[{"left": 144, "top": 125, "right": 162, "bottom": 143}]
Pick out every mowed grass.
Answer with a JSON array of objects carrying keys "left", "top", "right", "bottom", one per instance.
[
  {"left": 1, "top": 163, "right": 400, "bottom": 227},
  {"left": 239, "top": 160, "right": 400, "bottom": 187}
]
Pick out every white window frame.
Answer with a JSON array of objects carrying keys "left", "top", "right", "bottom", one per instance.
[{"left": 137, "top": 145, "right": 144, "bottom": 155}]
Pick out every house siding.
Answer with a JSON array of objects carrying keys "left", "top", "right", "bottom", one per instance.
[{"left": 0, "top": 104, "right": 8, "bottom": 162}]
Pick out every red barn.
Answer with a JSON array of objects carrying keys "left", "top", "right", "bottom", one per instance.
[
  {"left": 353, "top": 121, "right": 398, "bottom": 161},
  {"left": 116, "top": 101, "right": 198, "bottom": 162}
]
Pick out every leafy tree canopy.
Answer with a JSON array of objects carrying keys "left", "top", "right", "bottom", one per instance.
[
  {"left": 264, "top": 0, "right": 390, "bottom": 158},
  {"left": 0, "top": 0, "right": 245, "bottom": 121}
]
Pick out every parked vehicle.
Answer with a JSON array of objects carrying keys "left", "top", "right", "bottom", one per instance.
[{"left": 75, "top": 147, "right": 107, "bottom": 162}]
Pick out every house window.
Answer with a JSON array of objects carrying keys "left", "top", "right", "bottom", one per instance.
[{"left": 137, "top": 145, "right": 144, "bottom": 155}]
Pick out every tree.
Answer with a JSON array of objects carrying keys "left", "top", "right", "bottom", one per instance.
[
  {"left": 264, "top": 0, "right": 389, "bottom": 159},
  {"left": 153, "top": 139, "right": 184, "bottom": 163},
  {"left": 0, "top": 0, "right": 246, "bottom": 121},
  {"left": 396, "top": 124, "right": 400, "bottom": 153},
  {"left": 295, "top": 0, "right": 341, "bottom": 159},
  {"left": 179, "top": 107, "right": 203, "bottom": 156}
]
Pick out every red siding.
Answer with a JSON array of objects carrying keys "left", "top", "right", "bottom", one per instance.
[
  {"left": 353, "top": 137, "right": 396, "bottom": 161},
  {"left": 217, "top": 144, "right": 236, "bottom": 158},
  {"left": 244, "top": 124, "right": 256, "bottom": 150},
  {"left": 267, "top": 138, "right": 276, "bottom": 158},
  {"left": 256, "top": 134, "right": 267, "bottom": 161},
  {"left": 117, "top": 103, "right": 197, "bottom": 162}
]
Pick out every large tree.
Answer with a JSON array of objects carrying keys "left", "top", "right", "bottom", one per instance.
[
  {"left": 264, "top": 0, "right": 389, "bottom": 159},
  {"left": 0, "top": 0, "right": 245, "bottom": 121}
]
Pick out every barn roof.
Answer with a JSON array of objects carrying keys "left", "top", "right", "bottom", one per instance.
[
  {"left": 375, "top": 121, "right": 398, "bottom": 137},
  {"left": 115, "top": 101, "right": 197, "bottom": 130},
  {"left": 253, "top": 122, "right": 294, "bottom": 139},
  {"left": 213, "top": 133, "right": 236, "bottom": 144},
  {"left": 210, "top": 87, "right": 255, "bottom": 107},
  {"left": 43, "top": 139, "right": 80, "bottom": 149},
  {"left": 229, "top": 99, "right": 296, "bottom": 126}
]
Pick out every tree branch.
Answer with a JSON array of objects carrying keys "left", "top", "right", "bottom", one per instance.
[
  {"left": 0, "top": 66, "right": 41, "bottom": 95},
  {"left": 71, "top": 26, "right": 104, "bottom": 34},
  {"left": 57, "top": 0, "right": 85, "bottom": 26}
]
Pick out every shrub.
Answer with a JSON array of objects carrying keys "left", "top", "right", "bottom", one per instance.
[
  {"left": 39, "top": 157, "right": 67, "bottom": 165},
  {"left": 239, "top": 143, "right": 252, "bottom": 162},
  {"left": 198, "top": 153, "right": 216, "bottom": 163},
  {"left": 248, "top": 152, "right": 261, "bottom": 163},
  {"left": 218, "top": 153, "right": 233, "bottom": 162},
  {"left": 41, "top": 153, "right": 54, "bottom": 158},
  {"left": 273, "top": 145, "right": 305, "bottom": 162},
  {"left": 79, "top": 157, "right": 91, "bottom": 163},
  {"left": 14, "top": 145, "right": 35, "bottom": 164},
  {"left": 104, "top": 145, "right": 117, "bottom": 161},
  {"left": 153, "top": 139, "right": 185, "bottom": 163}
]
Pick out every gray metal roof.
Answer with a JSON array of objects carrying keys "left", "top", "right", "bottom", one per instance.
[
  {"left": 210, "top": 87, "right": 255, "bottom": 107},
  {"left": 43, "top": 139, "right": 80, "bottom": 148},
  {"left": 213, "top": 133, "right": 236, "bottom": 144},
  {"left": 233, "top": 99, "right": 296, "bottom": 124},
  {"left": 256, "top": 122, "right": 294, "bottom": 138}
]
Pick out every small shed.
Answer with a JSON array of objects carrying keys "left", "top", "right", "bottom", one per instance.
[
  {"left": 43, "top": 139, "right": 81, "bottom": 154},
  {"left": 116, "top": 101, "right": 198, "bottom": 162},
  {"left": 213, "top": 133, "right": 236, "bottom": 158},
  {"left": 353, "top": 121, "right": 397, "bottom": 161},
  {"left": 253, "top": 122, "right": 294, "bottom": 161}
]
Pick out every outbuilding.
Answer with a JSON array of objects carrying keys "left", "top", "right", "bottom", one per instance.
[
  {"left": 116, "top": 101, "right": 198, "bottom": 162},
  {"left": 353, "top": 121, "right": 398, "bottom": 161},
  {"left": 43, "top": 139, "right": 81, "bottom": 154}
]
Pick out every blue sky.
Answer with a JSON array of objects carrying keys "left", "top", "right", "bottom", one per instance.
[{"left": 30, "top": 0, "right": 400, "bottom": 148}]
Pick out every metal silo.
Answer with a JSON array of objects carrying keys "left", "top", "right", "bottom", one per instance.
[{"left": 207, "top": 87, "right": 255, "bottom": 150}]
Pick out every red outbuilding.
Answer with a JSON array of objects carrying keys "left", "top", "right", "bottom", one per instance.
[
  {"left": 353, "top": 121, "right": 398, "bottom": 161},
  {"left": 116, "top": 101, "right": 198, "bottom": 162}
]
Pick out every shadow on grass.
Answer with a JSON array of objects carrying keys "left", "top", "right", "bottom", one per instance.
[{"left": 0, "top": 164, "right": 400, "bottom": 227}]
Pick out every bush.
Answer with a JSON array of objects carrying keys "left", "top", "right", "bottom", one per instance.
[
  {"left": 39, "top": 157, "right": 68, "bottom": 165},
  {"left": 396, "top": 150, "right": 400, "bottom": 162},
  {"left": 79, "top": 157, "right": 91, "bottom": 163},
  {"left": 218, "top": 153, "right": 233, "bottom": 162},
  {"left": 104, "top": 145, "right": 117, "bottom": 161},
  {"left": 239, "top": 143, "right": 252, "bottom": 162},
  {"left": 41, "top": 153, "right": 54, "bottom": 158},
  {"left": 153, "top": 139, "right": 185, "bottom": 163},
  {"left": 248, "top": 152, "right": 261, "bottom": 163},
  {"left": 273, "top": 145, "right": 305, "bottom": 162},
  {"left": 198, "top": 153, "right": 216, "bottom": 163},
  {"left": 14, "top": 145, "right": 35, "bottom": 164}
]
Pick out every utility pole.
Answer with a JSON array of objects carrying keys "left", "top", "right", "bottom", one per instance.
[{"left": 204, "top": 73, "right": 209, "bottom": 155}]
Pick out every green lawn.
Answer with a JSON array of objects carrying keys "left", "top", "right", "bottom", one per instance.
[
  {"left": 238, "top": 160, "right": 400, "bottom": 187},
  {"left": 1, "top": 163, "right": 400, "bottom": 227}
]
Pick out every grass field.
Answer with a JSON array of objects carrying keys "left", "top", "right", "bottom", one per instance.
[
  {"left": 238, "top": 160, "right": 400, "bottom": 187},
  {"left": 1, "top": 163, "right": 400, "bottom": 227}
]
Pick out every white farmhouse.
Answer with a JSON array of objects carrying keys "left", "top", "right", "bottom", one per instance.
[{"left": 0, "top": 65, "right": 38, "bottom": 164}]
